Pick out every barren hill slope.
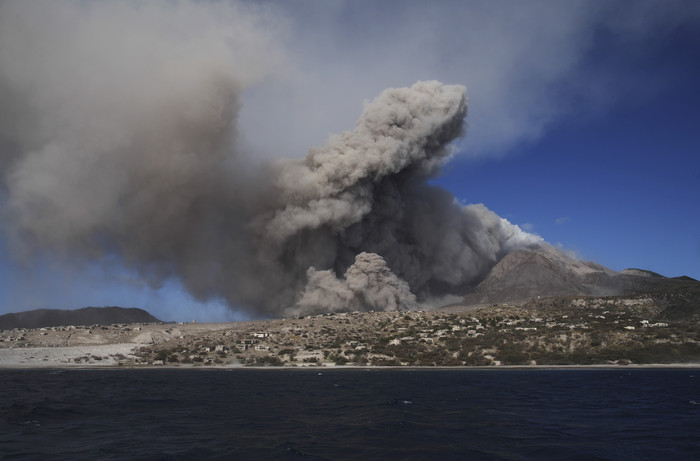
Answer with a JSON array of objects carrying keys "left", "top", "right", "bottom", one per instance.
[
  {"left": 462, "top": 245, "right": 700, "bottom": 316},
  {"left": 0, "top": 307, "right": 161, "bottom": 330}
]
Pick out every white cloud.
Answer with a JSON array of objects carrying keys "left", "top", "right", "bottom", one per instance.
[{"left": 555, "top": 217, "right": 571, "bottom": 225}]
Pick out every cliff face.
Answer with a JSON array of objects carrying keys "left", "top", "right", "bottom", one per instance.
[{"left": 0, "top": 307, "right": 161, "bottom": 330}]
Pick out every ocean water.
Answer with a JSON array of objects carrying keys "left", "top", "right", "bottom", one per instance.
[{"left": 1, "top": 368, "right": 698, "bottom": 460}]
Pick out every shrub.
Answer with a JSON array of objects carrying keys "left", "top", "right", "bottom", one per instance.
[
  {"left": 256, "top": 356, "right": 283, "bottom": 366},
  {"left": 371, "top": 357, "right": 400, "bottom": 366},
  {"left": 333, "top": 355, "right": 348, "bottom": 365},
  {"left": 497, "top": 343, "right": 529, "bottom": 365}
]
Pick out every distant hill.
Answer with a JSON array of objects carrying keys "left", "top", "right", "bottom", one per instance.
[
  {"left": 0, "top": 307, "right": 161, "bottom": 330},
  {"left": 672, "top": 275, "right": 698, "bottom": 282}
]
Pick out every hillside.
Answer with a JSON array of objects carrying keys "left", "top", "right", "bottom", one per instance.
[
  {"left": 461, "top": 245, "right": 700, "bottom": 322},
  {"left": 461, "top": 246, "right": 618, "bottom": 305},
  {"left": 0, "top": 307, "right": 161, "bottom": 330},
  {"left": 1, "top": 294, "right": 698, "bottom": 367}
]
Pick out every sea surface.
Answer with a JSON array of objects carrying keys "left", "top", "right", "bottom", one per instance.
[{"left": 1, "top": 368, "right": 698, "bottom": 460}]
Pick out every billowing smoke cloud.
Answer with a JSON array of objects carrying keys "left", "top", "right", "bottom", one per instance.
[
  {"left": 251, "top": 80, "right": 541, "bottom": 314},
  {"left": 296, "top": 252, "right": 417, "bottom": 315},
  {"left": 0, "top": 1, "right": 541, "bottom": 318}
]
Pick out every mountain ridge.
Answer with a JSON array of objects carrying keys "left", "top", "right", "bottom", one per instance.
[
  {"left": 461, "top": 245, "right": 700, "bottom": 315},
  {"left": 0, "top": 306, "right": 161, "bottom": 330}
]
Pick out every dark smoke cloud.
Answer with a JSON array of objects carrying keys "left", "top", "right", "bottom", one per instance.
[
  {"left": 252, "top": 81, "right": 541, "bottom": 315},
  {"left": 0, "top": 1, "right": 540, "bottom": 318}
]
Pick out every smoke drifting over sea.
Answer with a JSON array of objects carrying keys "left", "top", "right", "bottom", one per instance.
[{"left": 0, "top": 1, "right": 540, "bottom": 317}]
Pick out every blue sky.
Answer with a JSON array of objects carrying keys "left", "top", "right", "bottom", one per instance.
[
  {"left": 437, "top": 16, "right": 700, "bottom": 280},
  {"left": 0, "top": 0, "right": 698, "bottom": 322}
]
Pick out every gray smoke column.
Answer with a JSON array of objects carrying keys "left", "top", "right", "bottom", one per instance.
[
  {"left": 256, "top": 81, "right": 540, "bottom": 314},
  {"left": 0, "top": 1, "right": 540, "bottom": 318}
]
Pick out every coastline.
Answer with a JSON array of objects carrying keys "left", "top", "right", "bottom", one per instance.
[
  {"left": 0, "top": 342, "right": 698, "bottom": 372},
  {"left": 2, "top": 303, "right": 698, "bottom": 369},
  {"left": 2, "top": 365, "right": 699, "bottom": 371}
]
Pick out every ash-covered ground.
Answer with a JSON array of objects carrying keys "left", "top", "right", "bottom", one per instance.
[{"left": 2, "top": 294, "right": 698, "bottom": 368}]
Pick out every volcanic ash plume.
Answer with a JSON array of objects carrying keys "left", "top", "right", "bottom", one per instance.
[
  {"left": 0, "top": 1, "right": 540, "bottom": 317},
  {"left": 295, "top": 252, "right": 417, "bottom": 315},
  {"left": 258, "top": 81, "right": 540, "bottom": 315}
]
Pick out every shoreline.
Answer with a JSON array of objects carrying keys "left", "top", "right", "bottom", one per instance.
[
  {"left": 2, "top": 337, "right": 699, "bottom": 371},
  {"left": 1, "top": 360, "right": 698, "bottom": 371},
  {"left": 3, "top": 304, "right": 698, "bottom": 370}
]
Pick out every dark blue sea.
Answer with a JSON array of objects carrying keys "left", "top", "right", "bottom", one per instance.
[{"left": 1, "top": 368, "right": 698, "bottom": 460}]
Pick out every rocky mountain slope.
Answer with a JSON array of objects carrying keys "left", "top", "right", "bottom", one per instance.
[
  {"left": 462, "top": 245, "right": 616, "bottom": 305},
  {"left": 0, "top": 307, "right": 161, "bottom": 330},
  {"left": 461, "top": 245, "right": 699, "bottom": 320}
]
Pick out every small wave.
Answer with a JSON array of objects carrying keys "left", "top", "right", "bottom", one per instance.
[{"left": 275, "top": 441, "right": 309, "bottom": 457}]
